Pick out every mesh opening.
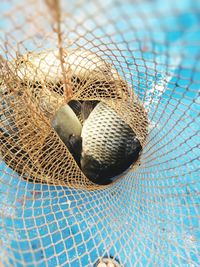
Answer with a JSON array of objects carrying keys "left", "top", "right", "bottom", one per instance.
[{"left": 0, "top": 0, "right": 199, "bottom": 266}]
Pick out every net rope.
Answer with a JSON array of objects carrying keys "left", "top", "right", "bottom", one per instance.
[{"left": 0, "top": 0, "right": 199, "bottom": 266}]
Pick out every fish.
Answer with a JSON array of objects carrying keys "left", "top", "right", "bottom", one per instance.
[
  {"left": 80, "top": 101, "right": 142, "bottom": 185},
  {"left": 3, "top": 49, "right": 134, "bottom": 185},
  {"left": 9, "top": 48, "right": 130, "bottom": 169},
  {"left": 11, "top": 48, "right": 128, "bottom": 162},
  {"left": 51, "top": 102, "right": 82, "bottom": 163},
  {"left": 13, "top": 48, "right": 128, "bottom": 99}
]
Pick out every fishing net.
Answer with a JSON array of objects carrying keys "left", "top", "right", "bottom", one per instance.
[{"left": 0, "top": 0, "right": 199, "bottom": 266}]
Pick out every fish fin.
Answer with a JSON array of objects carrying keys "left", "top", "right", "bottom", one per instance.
[
  {"left": 67, "top": 134, "right": 82, "bottom": 164},
  {"left": 68, "top": 100, "right": 82, "bottom": 117},
  {"left": 81, "top": 100, "right": 99, "bottom": 121}
]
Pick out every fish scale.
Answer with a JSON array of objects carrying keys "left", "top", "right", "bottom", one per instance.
[{"left": 81, "top": 102, "right": 142, "bottom": 183}]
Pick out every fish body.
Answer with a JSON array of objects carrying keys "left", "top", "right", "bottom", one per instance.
[
  {"left": 52, "top": 104, "right": 82, "bottom": 143},
  {"left": 13, "top": 48, "right": 128, "bottom": 114},
  {"left": 81, "top": 102, "right": 142, "bottom": 184},
  {"left": 14, "top": 48, "right": 125, "bottom": 87},
  {"left": 51, "top": 103, "right": 82, "bottom": 163},
  {"left": 7, "top": 49, "right": 133, "bottom": 184}
]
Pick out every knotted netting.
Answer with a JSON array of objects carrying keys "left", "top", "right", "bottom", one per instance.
[{"left": 0, "top": 0, "right": 199, "bottom": 266}]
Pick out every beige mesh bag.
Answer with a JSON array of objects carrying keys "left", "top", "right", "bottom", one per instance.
[{"left": 0, "top": 0, "right": 199, "bottom": 266}]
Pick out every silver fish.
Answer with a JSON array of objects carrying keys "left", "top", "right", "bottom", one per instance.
[
  {"left": 6, "top": 49, "right": 132, "bottom": 182},
  {"left": 13, "top": 48, "right": 125, "bottom": 90},
  {"left": 81, "top": 102, "right": 142, "bottom": 184},
  {"left": 52, "top": 104, "right": 82, "bottom": 143},
  {"left": 51, "top": 103, "right": 82, "bottom": 163}
]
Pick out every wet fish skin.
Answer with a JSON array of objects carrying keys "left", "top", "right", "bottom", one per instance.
[
  {"left": 52, "top": 104, "right": 82, "bottom": 144},
  {"left": 51, "top": 103, "right": 82, "bottom": 163},
  {"left": 14, "top": 49, "right": 124, "bottom": 87},
  {"left": 80, "top": 102, "right": 142, "bottom": 184}
]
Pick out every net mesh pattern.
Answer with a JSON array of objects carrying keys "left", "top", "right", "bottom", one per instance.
[{"left": 0, "top": 0, "right": 199, "bottom": 266}]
